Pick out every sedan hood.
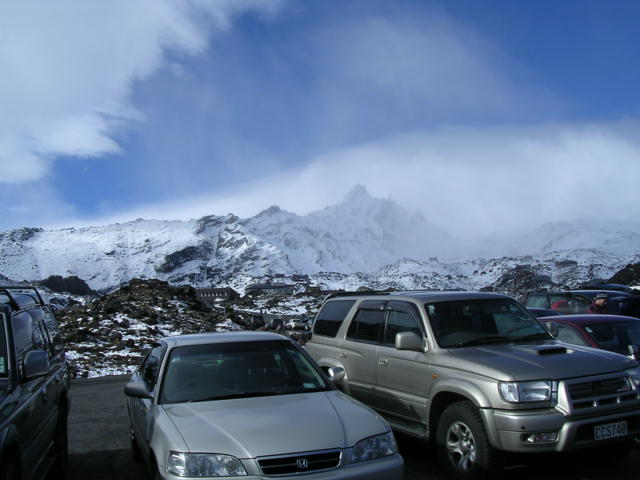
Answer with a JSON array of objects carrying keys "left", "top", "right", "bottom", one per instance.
[
  {"left": 435, "top": 343, "right": 637, "bottom": 381},
  {"left": 162, "top": 391, "right": 387, "bottom": 458}
]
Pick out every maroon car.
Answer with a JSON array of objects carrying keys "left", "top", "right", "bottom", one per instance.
[{"left": 540, "top": 314, "right": 640, "bottom": 361}]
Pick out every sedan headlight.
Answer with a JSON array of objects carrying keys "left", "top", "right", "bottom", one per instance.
[
  {"left": 350, "top": 431, "right": 397, "bottom": 463},
  {"left": 626, "top": 367, "right": 640, "bottom": 389},
  {"left": 499, "top": 380, "right": 551, "bottom": 403},
  {"left": 167, "top": 452, "right": 247, "bottom": 477}
]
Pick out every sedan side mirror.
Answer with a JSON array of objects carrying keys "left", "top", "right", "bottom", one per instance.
[
  {"left": 124, "top": 382, "right": 153, "bottom": 400},
  {"left": 327, "top": 367, "right": 345, "bottom": 384},
  {"left": 23, "top": 350, "right": 49, "bottom": 380},
  {"left": 395, "top": 332, "right": 425, "bottom": 352}
]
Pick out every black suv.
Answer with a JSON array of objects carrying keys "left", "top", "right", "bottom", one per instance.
[{"left": 0, "top": 287, "right": 71, "bottom": 480}]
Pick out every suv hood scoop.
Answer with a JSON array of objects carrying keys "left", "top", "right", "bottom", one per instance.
[{"left": 533, "top": 346, "right": 570, "bottom": 355}]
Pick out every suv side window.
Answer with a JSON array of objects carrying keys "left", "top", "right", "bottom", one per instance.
[
  {"left": 27, "top": 308, "right": 54, "bottom": 360},
  {"left": 12, "top": 311, "right": 47, "bottom": 379},
  {"left": 383, "top": 302, "right": 424, "bottom": 346},
  {"left": 346, "top": 309, "right": 385, "bottom": 344},
  {"left": 313, "top": 300, "right": 356, "bottom": 337},
  {"left": 42, "top": 307, "right": 64, "bottom": 355},
  {"left": 140, "top": 344, "right": 166, "bottom": 392}
]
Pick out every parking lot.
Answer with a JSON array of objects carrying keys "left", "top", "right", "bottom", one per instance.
[{"left": 65, "top": 375, "right": 640, "bottom": 480}]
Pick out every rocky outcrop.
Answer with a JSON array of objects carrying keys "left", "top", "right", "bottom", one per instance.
[
  {"left": 609, "top": 263, "right": 640, "bottom": 286},
  {"left": 40, "top": 275, "right": 95, "bottom": 295},
  {"left": 56, "top": 278, "right": 227, "bottom": 377}
]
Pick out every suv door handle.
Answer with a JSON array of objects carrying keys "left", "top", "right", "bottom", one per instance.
[
  {"left": 338, "top": 352, "right": 347, "bottom": 359},
  {"left": 40, "top": 387, "right": 48, "bottom": 404},
  {"left": 378, "top": 359, "right": 388, "bottom": 366}
]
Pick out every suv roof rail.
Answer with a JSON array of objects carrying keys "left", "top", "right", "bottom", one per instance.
[
  {"left": 323, "top": 291, "right": 393, "bottom": 301},
  {"left": 0, "top": 286, "right": 45, "bottom": 309}
]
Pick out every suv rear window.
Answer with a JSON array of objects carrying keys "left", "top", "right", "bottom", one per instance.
[{"left": 313, "top": 300, "right": 356, "bottom": 337}]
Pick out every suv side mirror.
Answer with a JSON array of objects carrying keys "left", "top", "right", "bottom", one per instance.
[
  {"left": 628, "top": 344, "right": 639, "bottom": 361},
  {"left": 124, "top": 382, "right": 153, "bottom": 400},
  {"left": 23, "top": 350, "right": 49, "bottom": 380},
  {"left": 327, "top": 367, "right": 345, "bottom": 384},
  {"left": 395, "top": 332, "right": 425, "bottom": 352}
]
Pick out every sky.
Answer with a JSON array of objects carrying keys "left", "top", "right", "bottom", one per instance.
[{"left": 1, "top": 0, "right": 640, "bottom": 238}]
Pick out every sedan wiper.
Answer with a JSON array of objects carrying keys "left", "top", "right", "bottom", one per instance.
[
  {"left": 455, "top": 336, "right": 511, "bottom": 347},
  {"left": 189, "top": 391, "right": 281, "bottom": 403}
]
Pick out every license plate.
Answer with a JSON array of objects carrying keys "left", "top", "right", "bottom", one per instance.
[{"left": 594, "top": 420, "right": 628, "bottom": 440}]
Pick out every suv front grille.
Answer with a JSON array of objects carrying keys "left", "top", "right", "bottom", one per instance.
[
  {"left": 257, "top": 449, "right": 341, "bottom": 476},
  {"left": 564, "top": 375, "right": 639, "bottom": 411}
]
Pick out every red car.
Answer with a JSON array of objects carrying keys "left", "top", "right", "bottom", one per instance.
[{"left": 540, "top": 314, "right": 640, "bottom": 361}]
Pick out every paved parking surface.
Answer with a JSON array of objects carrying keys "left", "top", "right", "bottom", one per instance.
[{"left": 64, "top": 376, "right": 640, "bottom": 480}]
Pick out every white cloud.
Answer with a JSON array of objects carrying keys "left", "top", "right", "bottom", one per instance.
[
  {"left": 100, "top": 122, "right": 640, "bottom": 238},
  {"left": 0, "top": 0, "right": 282, "bottom": 183}
]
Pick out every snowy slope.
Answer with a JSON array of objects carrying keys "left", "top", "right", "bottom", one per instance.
[{"left": 0, "top": 186, "right": 638, "bottom": 292}]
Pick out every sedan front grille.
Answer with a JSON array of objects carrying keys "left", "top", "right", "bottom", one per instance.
[{"left": 257, "top": 449, "right": 341, "bottom": 476}]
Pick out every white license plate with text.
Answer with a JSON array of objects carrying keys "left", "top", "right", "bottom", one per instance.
[{"left": 594, "top": 421, "right": 628, "bottom": 440}]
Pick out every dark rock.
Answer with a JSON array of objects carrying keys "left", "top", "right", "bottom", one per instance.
[
  {"left": 609, "top": 263, "right": 640, "bottom": 286},
  {"left": 39, "top": 275, "right": 95, "bottom": 295}
]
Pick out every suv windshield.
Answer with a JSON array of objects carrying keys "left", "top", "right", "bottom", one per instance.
[
  {"left": 160, "top": 340, "right": 331, "bottom": 404},
  {"left": 426, "top": 299, "right": 552, "bottom": 348}
]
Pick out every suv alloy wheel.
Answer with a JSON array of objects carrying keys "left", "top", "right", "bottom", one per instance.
[{"left": 436, "top": 401, "right": 502, "bottom": 480}]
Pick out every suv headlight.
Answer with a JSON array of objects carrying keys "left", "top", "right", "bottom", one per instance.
[
  {"left": 626, "top": 367, "right": 640, "bottom": 389},
  {"left": 167, "top": 452, "right": 247, "bottom": 477},
  {"left": 350, "top": 431, "right": 397, "bottom": 463},
  {"left": 499, "top": 380, "right": 551, "bottom": 403}
]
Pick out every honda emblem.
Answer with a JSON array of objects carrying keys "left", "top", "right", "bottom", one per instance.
[{"left": 296, "top": 458, "right": 309, "bottom": 469}]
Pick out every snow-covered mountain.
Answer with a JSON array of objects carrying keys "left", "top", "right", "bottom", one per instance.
[{"left": 0, "top": 186, "right": 638, "bottom": 292}]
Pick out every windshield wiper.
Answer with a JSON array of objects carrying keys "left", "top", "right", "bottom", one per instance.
[
  {"left": 454, "top": 336, "right": 511, "bottom": 347},
  {"left": 511, "top": 332, "right": 553, "bottom": 343},
  {"left": 189, "top": 391, "right": 281, "bottom": 403}
]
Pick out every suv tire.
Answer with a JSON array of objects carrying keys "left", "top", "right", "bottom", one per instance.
[{"left": 436, "top": 401, "right": 502, "bottom": 480}]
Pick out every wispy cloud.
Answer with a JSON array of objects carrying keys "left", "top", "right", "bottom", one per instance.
[
  {"left": 0, "top": 0, "right": 281, "bottom": 184},
  {"left": 105, "top": 122, "right": 640, "bottom": 238}
]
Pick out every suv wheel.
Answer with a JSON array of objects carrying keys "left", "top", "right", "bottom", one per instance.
[{"left": 436, "top": 401, "right": 501, "bottom": 480}]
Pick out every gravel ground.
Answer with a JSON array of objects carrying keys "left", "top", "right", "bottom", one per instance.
[{"left": 63, "top": 376, "right": 640, "bottom": 480}]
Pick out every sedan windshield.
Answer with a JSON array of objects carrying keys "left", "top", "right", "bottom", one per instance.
[
  {"left": 584, "top": 321, "right": 640, "bottom": 355},
  {"left": 426, "top": 299, "right": 552, "bottom": 348},
  {"left": 160, "top": 340, "right": 331, "bottom": 404}
]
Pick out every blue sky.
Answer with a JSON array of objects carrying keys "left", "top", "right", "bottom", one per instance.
[{"left": 1, "top": 0, "right": 640, "bottom": 236}]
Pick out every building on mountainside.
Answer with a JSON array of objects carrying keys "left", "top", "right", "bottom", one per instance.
[
  {"left": 196, "top": 287, "right": 240, "bottom": 302},
  {"left": 245, "top": 283, "right": 296, "bottom": 296},
  {"left": 556, "top": 260, "right": 578, "bottom": 268},
  {"left": 292, "top": 274, "right": 310, "bottom": 282}
]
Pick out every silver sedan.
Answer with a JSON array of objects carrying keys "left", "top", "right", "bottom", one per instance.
[{"left": 124, "top": 331, "right": 404, "bottom": 479}]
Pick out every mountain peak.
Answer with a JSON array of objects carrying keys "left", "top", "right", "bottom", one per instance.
[{"left": 343, "top": 184, "right": 373, "bottom": 204}]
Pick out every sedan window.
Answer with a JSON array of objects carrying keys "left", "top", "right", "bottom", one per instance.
[{"left": 159, "top": 340, "right": 330, "bottom": 404}]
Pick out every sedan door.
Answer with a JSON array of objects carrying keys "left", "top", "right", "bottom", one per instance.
[
  {"left": 129, "top": 344, "right": 166, "bottom": 457},
  {"left": 375, "top": 301, "right": 431, "bottom": 432}
]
